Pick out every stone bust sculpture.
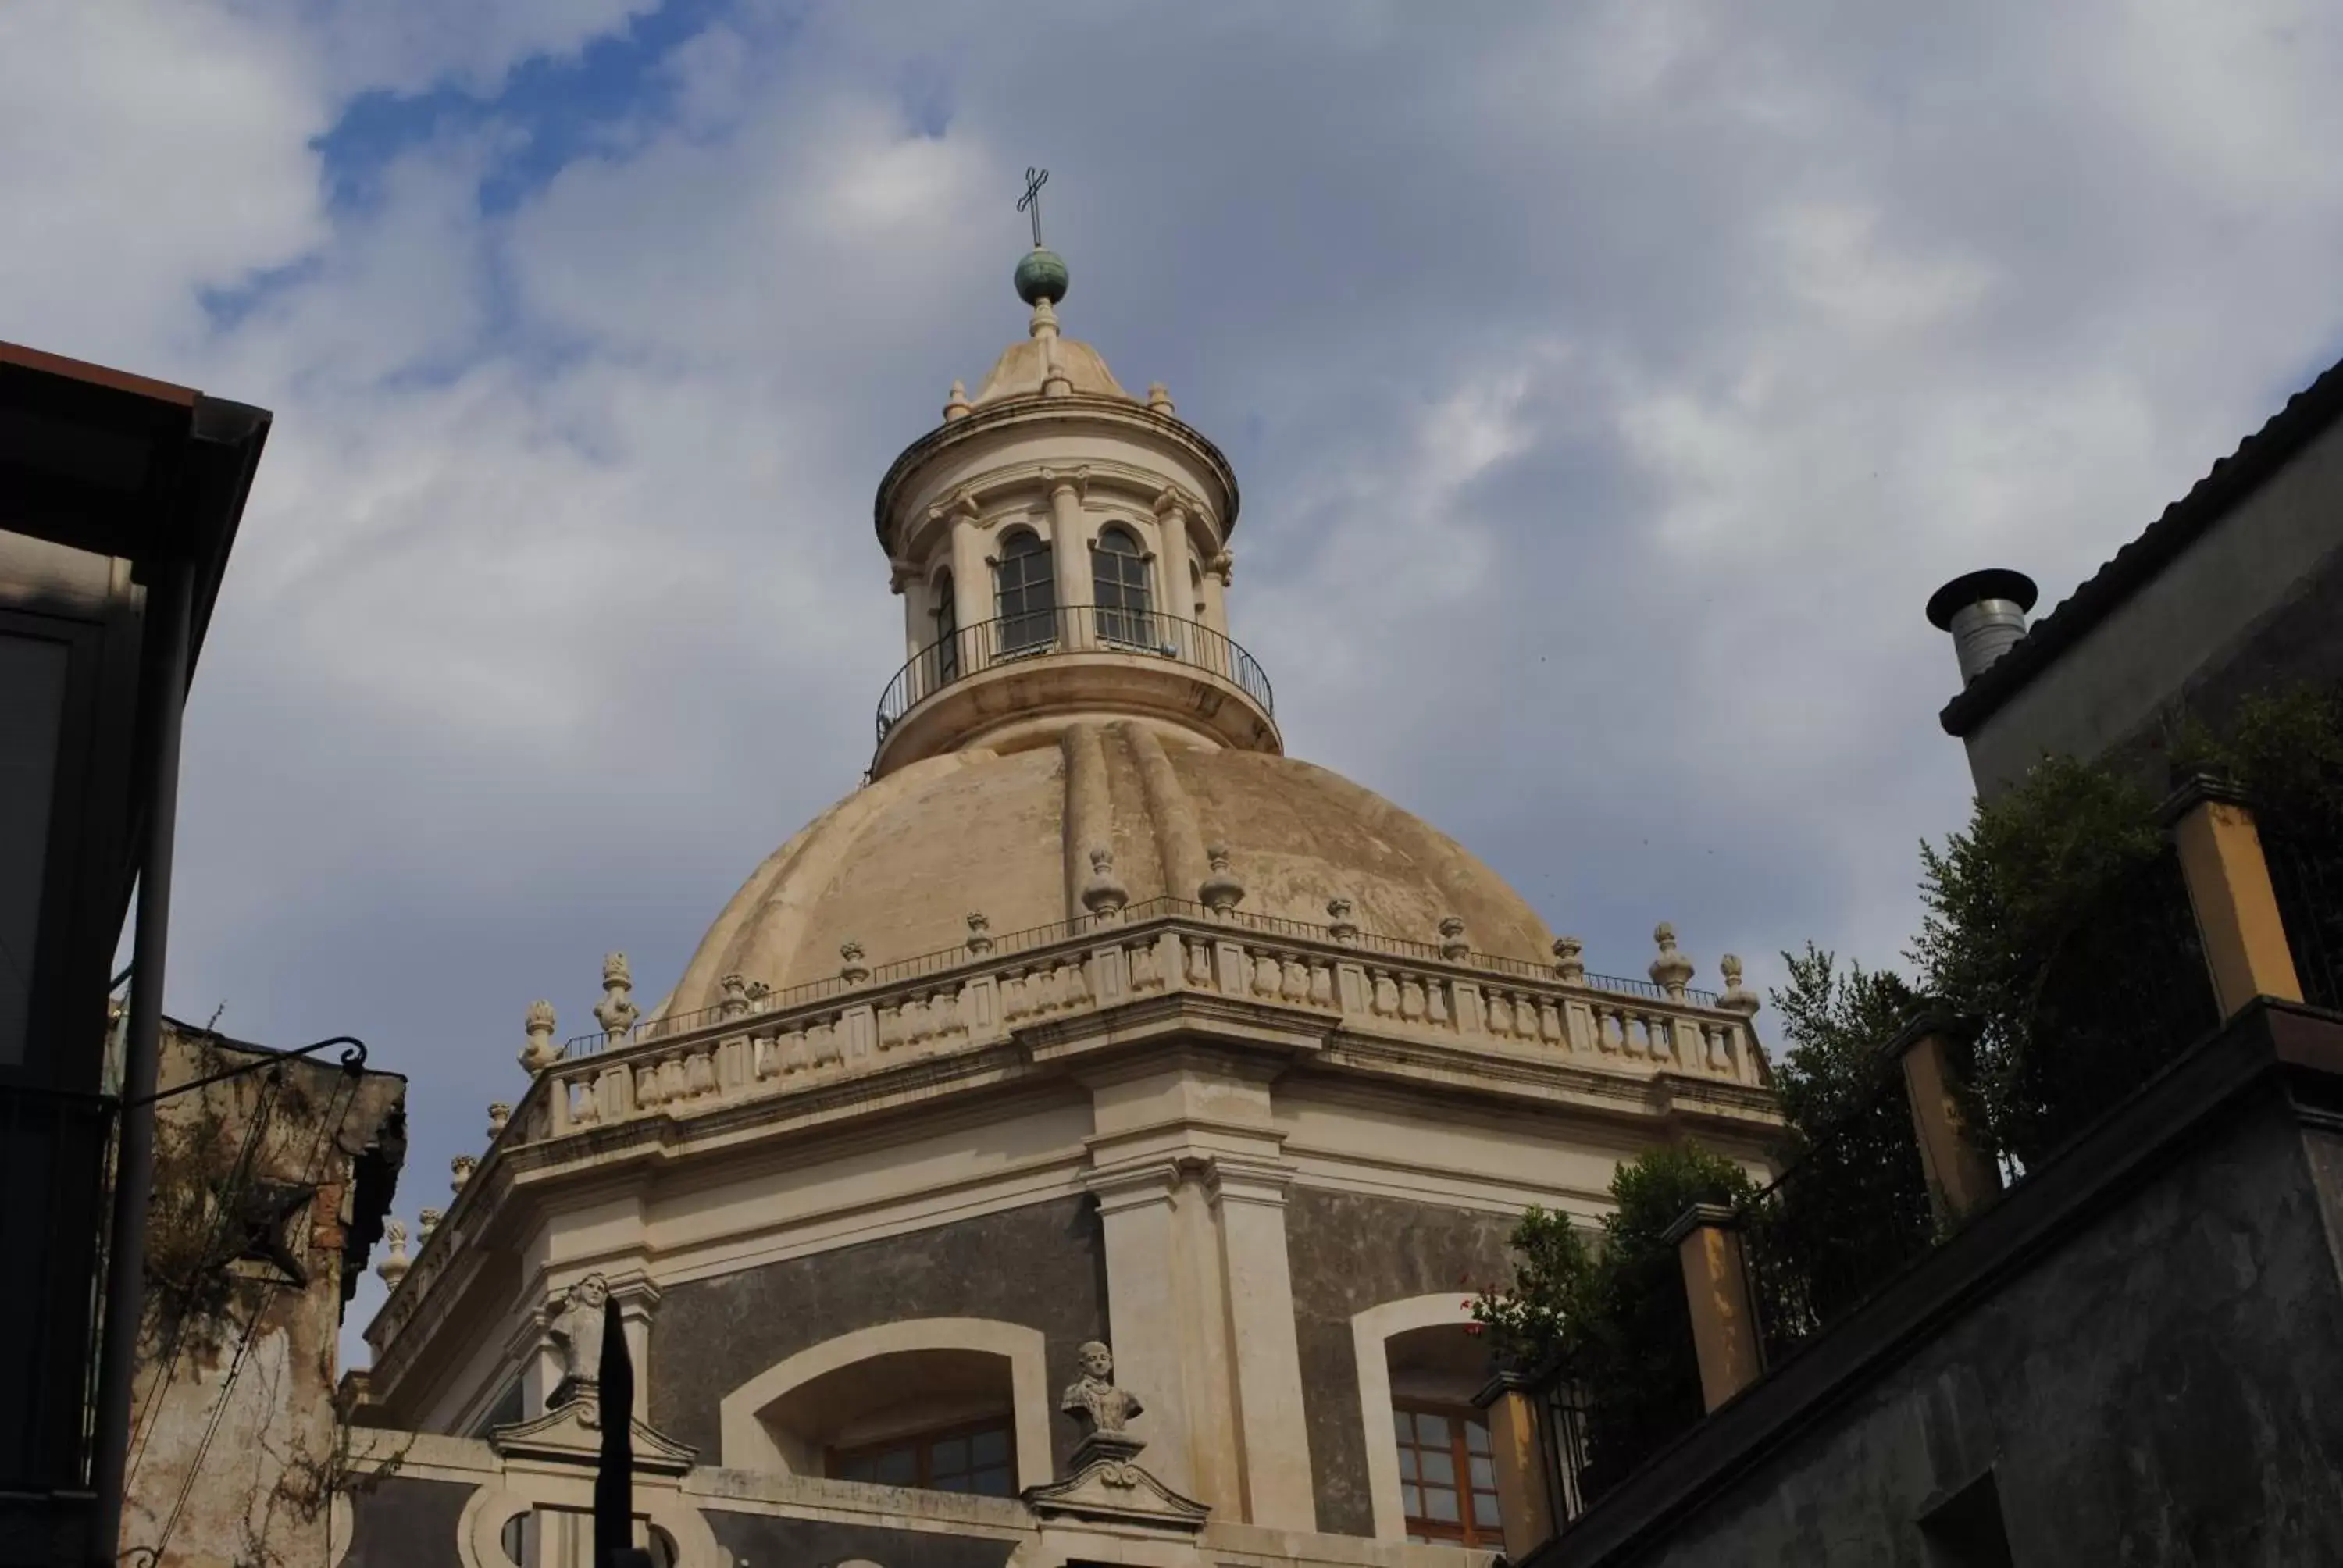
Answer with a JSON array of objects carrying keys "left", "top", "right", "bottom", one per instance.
[
  {"left": 1061, "top": 1338, "right": 1143, "bottom": 1435},
  {"left": 547, "top": 1272, "right": 612, "bottom": 1394}
]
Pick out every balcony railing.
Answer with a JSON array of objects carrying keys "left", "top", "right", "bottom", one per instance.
[{"left": 875, "top": 606, "right": 1275, "bottom": 750}]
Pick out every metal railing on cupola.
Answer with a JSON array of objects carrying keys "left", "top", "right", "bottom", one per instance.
[{"left": 874, "top": 605, "right": 1275, "bottom": 750}]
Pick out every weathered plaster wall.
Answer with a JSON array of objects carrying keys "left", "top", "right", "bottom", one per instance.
[
  {"left": 341, "top": 1476, "right": 471, "bottom": 1568},
  {"left": 1963, "top": 414, "right": 2343, "bottom": 798},
  {"left": 1610, "top": 1092, "right": 2343, "bottom": 1566},
  {"left": 1284, "top": 1188, "right": 1517, "bottom": 1538},
  {"left": 650, "top": 1196, "right": 1108, "bottom": 1472}
]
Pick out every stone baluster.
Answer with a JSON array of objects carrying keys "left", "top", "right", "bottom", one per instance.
[
  {"left": 1327, "top": 898, "right": 1360, "bottom": 945},
  {"left": 1438, "top": 916, "right": 1470, "bottom": 962},
  {"left": 594, "top": 953, "right": 640, "bottom": 1042},
  {"left": 1649, "top": 923, "right": 1694, "bottom": 1003},
  {"left": 1200, "top": 845, "right": 1245, "bottom": 916},
  {"left": 1252, "top": 948, "right": 1282, "bottom": 1000},
  {"left": 1082, "top": 846, "right": 1129, "bottom": 921},
  {"left": 376, "top": 1219, "right": 411, "bottom": 1288},
  {"left": 520, "top": 999, "right": 561, "bottom": 1074}
]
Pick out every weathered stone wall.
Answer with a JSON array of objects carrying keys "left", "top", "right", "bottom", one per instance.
[
  {"left": 1283, "top": 1187, "right": 1517, "bottom": 1538},
  {"left": 120, "top": 1026, "right": 405, "bottom": 1568},
  {"left": 650, "top": 1196, "right": 1109, "bottom": 1471},
  {"left": 1599, "top": 1091, "right": 2343, "bottom": 1566}
]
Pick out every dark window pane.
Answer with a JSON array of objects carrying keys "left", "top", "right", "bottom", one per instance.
[
  {"left": 972, "top": 1465, "right": 1015, "bottom": 1496},
  {"left": 0, "top": 632, "right": 69, "bottom": 1068},
  {"left": 1393, "top": 1408, "right": 1412, "bottom": 1445},
  {"left": 1421, "top": 1449, "right": 1456, "bottom": 1487},
  {"left": 872, "top": 1447, "right": 917, "bottom": 1484},
  {"left": 1474, "top": 1490, "right": 1503, "bottom": 1527},
  {"left": 1426, "top": 1486, "right": 1460, "bottom": 1523},
  {"left": 1465, "top": 1418, "right": 1492, "bottom": 1455},
  {"left": 1401, "top": 1483, "right": 1421, "bottom": 1516},
  {"left": 932, "top": 1436, "right": 968, "bottom": 1474},
  {"left": 1469, "top": 1456, "right": 1494, "bottom": 1489},
  {"left": 1414, "top": 1412, "right": 1451, "bottom": 1446},
  {"left": 971, "top": 1427, "right": 1009, "bottom": 1465},
  {"left": 1397, "top": 1448, "right": 1418, "bottom": 1481}
]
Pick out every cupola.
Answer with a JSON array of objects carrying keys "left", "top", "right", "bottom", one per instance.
[{"left": 868, "top": 221, "right": 1275, "bottom": 778}]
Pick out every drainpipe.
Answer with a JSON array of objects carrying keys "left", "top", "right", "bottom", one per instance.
[{"left": 87, "top": 553, "right": 192, "bottom": 1563}]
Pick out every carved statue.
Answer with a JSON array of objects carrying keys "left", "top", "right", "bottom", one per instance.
[
  {"left": 594, "top": 954, "right": 639, "bottom": 1039},
  {"left": 547, "top": 1272, "right": 612, "bottom": 1396},
  {"left": 1061, "top": 1339, "right": 1143, "bottom": 1436}
]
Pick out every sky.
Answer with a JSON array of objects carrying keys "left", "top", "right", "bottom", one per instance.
[{"left": 9, "top": 0, "right": 2343, "bottom": 1367}]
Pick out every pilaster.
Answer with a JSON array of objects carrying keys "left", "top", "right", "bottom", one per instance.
[{"left": 1205, "top": 1154, "right": 1318, "bottom": 1530}]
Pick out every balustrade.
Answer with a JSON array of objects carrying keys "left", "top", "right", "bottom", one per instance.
[{"left": 527, "top": 905, "right": 1764, "bottom": 1146}]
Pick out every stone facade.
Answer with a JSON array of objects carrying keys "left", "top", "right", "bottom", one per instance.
[
  {"left": 121, "top": 1022, "right": 405, "bottom": 1568},
  {"left": 339, "top": 244, "right": 1787, "bottom": 1566},
  {"left": 1526, "top": 1000, "right": 2343, "bottom": 1568}
]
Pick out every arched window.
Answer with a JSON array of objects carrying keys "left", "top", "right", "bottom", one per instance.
[
  {"left": 1093, "top": 526, "right": 1154, "bottom": 647},
  {"left": 994, "top": 529, "right": 1056, "bottom": 655},
  {"left": 931, "top": 569, "right": 958, "bottom": 684}
]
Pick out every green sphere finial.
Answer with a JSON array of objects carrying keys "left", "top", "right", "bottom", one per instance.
[{"left": 1015, "top": 247, "right": 1068, "bottom": 306}]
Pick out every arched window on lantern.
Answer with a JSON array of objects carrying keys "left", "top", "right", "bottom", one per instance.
[
  {"left": 1093, "top": 525, "right": 1154, "bottom": 647},
  {"left": 994, "top": 529, "right": 1056, "bottom": 655},
  {"left": 931, "top": 568, "right": 959, "bottom": 684}
]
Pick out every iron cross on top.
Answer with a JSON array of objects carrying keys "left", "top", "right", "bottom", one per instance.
[{"left": 1018, "top": 166, "right": 1049, "bottom": 248}]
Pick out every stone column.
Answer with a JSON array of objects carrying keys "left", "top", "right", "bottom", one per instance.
[
  {"left": 2162, "top": 773, "right": 2303, "bottom": 1017},
  {"left": 1045, "top": 469, "right": 1091, "bottom": 647},
  {"left": 1664, "top": 1203, "right": 1761, "bottom": 1412},
  {"left": 1154, "top": 489, "right": 1196, "bottom": 629},
  {"left": 1881, "top": 1012, "right": 2002, "bottom": 1229},
  {"left": 1085, "top": 1161, "right": 1196, "bottom": 1494},
  {"left": 1207, "top": 1156, "right": 1318, "bottom": 1531},
  {"left": 950, "top": 515, "right": 989, "bottom": 661}
]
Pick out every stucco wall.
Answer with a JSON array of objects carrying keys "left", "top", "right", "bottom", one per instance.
[
  {"left": 342, "top": 1476, "right": 472, "bottom": 1568},
  {"left": 1964, "top": 413, "right": 2343, "bottom": 797},
  {"left": 1605, "top": 1092, "right": 2343, "bottom": 1566},
  {"left": 649, "top": 1196, "right": 1108, "bottom": 1473},
  {"left": 1283, "top": 1187, "right": 1517, "bottom": 1538}
]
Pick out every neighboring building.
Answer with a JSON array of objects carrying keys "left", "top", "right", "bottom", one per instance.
[
  {"left": 120, "top": 1021, "right": 406, "bottom": 1568},
  {"left": 1928, "top": 353, "right": 2343, "bottom": 799},
  {"left": 343, "top": 241, "right": 1784, "bottom": 1566},
  {"left": 0, "top": 343, "right": 270, "bottom": 1566},
  {"left": 1519, "top": 997, "right": 2343, "bottom": 1568}
]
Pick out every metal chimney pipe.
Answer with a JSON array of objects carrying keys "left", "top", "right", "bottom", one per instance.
[{"left": 1926, "top": 568, "right": 2039, "bottom": 686}]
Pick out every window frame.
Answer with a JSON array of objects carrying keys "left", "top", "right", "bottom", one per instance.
[
  {"left": 930, "top": 567, "right": 959, "bottom": 684},
  {"left": 1391, "top": 1399, "right": 1503, "bottom": 1548},
  {"left": 826, "top": 1413, "right": 1019, "bottom": 1498},
  {"left": 1090, "top": 523, "right": 1154, "bottom": 647},
  {"left": 993, "top": 529, "right": 1057, "bottom": 655}
]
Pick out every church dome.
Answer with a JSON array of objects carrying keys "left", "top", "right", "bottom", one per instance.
[{"left": 662, "top": 725, "right": 1557, "bottom": 1015}]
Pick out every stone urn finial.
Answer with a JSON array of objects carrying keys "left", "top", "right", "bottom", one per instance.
[
  {"left": 418, "top": 1207, "right": 444, "bottom": 1242},
  {"left": 451, "top": 1154, "right": 477, "bottom": 1195},
  {"left": 1199, "top": 845, "right": 1244, "bottom": 916},
  {"left": 376, "top": 1218, "right": 411, "bottom": 1288},
  {"left": 1553, "top": 935, "right": 1587, "bottom": 984},
  {"left": 719, "top": 972, "right": 751, "bottom": 1019},
  {"left": 593, "top": 953, "right": 640, "bottom": 1040},
  {"left": 840, "top": 940, "right": 870, "bottom": 985},
  {"left": 1717, "top": 954, "right": 1760, "bottom": 1017},
  {"left": 1147, "top": 381, "right": 1175, "bottom": 415},
  {"left": 1438, "top": 916, "right": 1470, "bottom": 962},
  {"left": 519, "top": 999, "right": 559, "bottom": 1074},
  {"left": 1082, "top": 846, "right": 1129, "bottom": 920},
  {"left": 943, "top": 378, "right": 972, "bottom": 421},
  {"left": 487, "top": 1103, "right": 512, "bottom": 1142},
  {"left": 746, "top": 979, "right": 772, "bottom": 1012},
  {"left": 966, "top": 911, "right": 994, "bottom": 956},
  {"left": 1649, "top": 923, "right": 1695, "bottom": 1000},
  {"left": 1327, "top": 897, "right": 1360, "bottom": 945}
]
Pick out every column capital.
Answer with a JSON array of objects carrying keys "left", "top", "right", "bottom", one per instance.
[
  {"left": 1202, "top": 1153, "right": 1293, "bottom": 1211},
  {"left": 1082, "top": 1157, "right": 1182, "bottom": 1215}
]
